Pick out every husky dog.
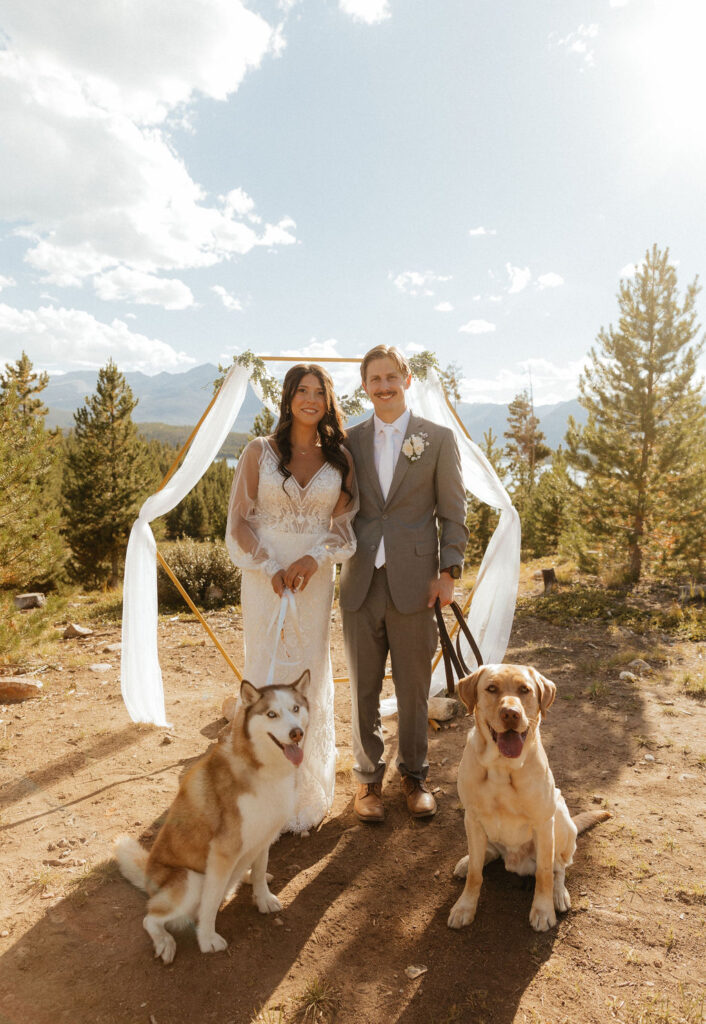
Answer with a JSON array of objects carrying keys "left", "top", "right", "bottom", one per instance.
[{"left": 114, "top": 671, "right": 310, "bottom": 963}]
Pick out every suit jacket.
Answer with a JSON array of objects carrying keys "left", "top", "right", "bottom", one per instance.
[{"left": 339, "top": 413, "right": 468, "bottom": 615}]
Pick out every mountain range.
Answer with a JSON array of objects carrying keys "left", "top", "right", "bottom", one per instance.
[{"left": 42, "top": 363, "right": 586, "bottom": 450}]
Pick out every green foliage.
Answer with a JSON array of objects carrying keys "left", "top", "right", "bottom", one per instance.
[
  {"left": 137, "top": 422, "right": 247, "bottom": 459},
  {"left": 465, "top": 429, "right": 502, "bottom": 562},
  {"left": 164, "top": 458, "right": 232, "bottom": 540},
  {"left": 439, "top": 361, "right": 463, "bottom": 406},
  {"left": 216, "top": 351, "right": 282, "bottom": 405},
  {"left": 62, "top": 360, "right": 157, "bottom": 588},
  {"left": 157, "top": 538, "right": 241, "bottom": 608},
  {"left": 0, "top": 589, "right": 68, "bottom": 668},
  {"left": 504, "top": 389, "right": 551, "bottom": 492},
  {"left": 0, "top": 352, "right": 66, "bottom": 588},
  {"left": 566, "top": 245, "right": 706, "bottom": 582},
  {"left": 408, "top": 350, "right": 440, "bottom": 380},
  {"left": 525, "top": 447, "right": 580, "bottom": 558},
  {"left": 520, "top": 583, "right": 706, "bottom": 640}
]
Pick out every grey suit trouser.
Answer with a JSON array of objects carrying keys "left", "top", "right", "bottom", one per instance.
[{"left": 342, "top": 567, "right": 438, "bottom": 785}]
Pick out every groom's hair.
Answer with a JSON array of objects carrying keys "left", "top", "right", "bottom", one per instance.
[{"left": 360, "top": 345, "right": 411, "bottom": 384}]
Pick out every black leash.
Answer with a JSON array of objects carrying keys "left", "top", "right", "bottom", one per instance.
[{"left": 434, "top": 598, "right": 483, "bottom": 697}]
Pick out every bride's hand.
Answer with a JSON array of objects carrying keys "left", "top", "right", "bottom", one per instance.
[
  {"left": 271, "top": 570, "right": 286, "bottom": 596},
  {"left": 284, "top": 556, "right": 318, "bottom": 593}
]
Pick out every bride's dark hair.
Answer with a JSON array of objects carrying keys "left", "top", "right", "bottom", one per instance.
[{"left": 272, "top": 364, "right": 352, "bottom": 499}]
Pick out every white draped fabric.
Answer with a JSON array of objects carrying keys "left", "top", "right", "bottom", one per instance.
[
  {"left": 121, "top": 364, "right": 250, "bottom": 726},
  {"left": 120, "top": 362, "right": 519, "bottom": 727}
]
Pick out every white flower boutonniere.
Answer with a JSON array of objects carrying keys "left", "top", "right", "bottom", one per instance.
[{"left": 401, "top": 432, "right": 429, "bottom": 462}]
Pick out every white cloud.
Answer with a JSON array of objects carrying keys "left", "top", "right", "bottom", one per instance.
[
  {"left": 537, "top": 272, "right": 565, "bottom": 289},
  {"left": 459, "top": 357, "right": 588, "bottom": 405},
  {"left": 404, "top": 342, "right": 425, "bottom": 353},
  {"left": 0, "top": 275, "right": 16, "bottom": 291},
  {"left": 549, "top": 23, "right": 599, "bottom": 68},
  {"left": 0, "top": 2, "right": 295, "bottom": 295},
  {"left": 0, "top": 303, "right": 196, "bottom": 373},
  {"left": 506, "top": 263, "right": 532, "bottom": 294},
  {"left": 459, "top": 319, "right": 496, "bottom": 335},
  {"left": 94, "top": 268, "right": 194, "bottom": 309},
  {"left": 212, "top": 285, "right": 243, "bottom": 312},
  {"left": 468, "top": 226, "right": 497, "bottom": 237},
  {"left": 280, "top": 338, "right": 343, "bottom": 359},
  {"left": 609, "top": 0, "right": 630, "bottom": 6},
  {"left": 1, "top": 0, "right": 275, "bottom": 125},
  {"left": 339, "top": 0, "right": 391, "bottom": 25},
  {"left": 619, "top": 261, "right": 644, "bottom": 278},
  {"left": 392, "top": 269, "right": 451, "bottom": 297},
  {"left": 434, "top": 301, "right": 454, "bottom": 312}
]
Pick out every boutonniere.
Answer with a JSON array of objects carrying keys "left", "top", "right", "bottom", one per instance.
[{"left": 401, "top": 432, "right": 429, "bottom": 462}]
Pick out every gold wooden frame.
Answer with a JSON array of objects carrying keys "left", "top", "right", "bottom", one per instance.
[{"left": 154, "top": 356, "right": 476, "bottom": 685}]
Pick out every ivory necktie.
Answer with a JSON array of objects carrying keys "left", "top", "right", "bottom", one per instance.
[
  {"left": 375, "top": 424, "right": 395, "bottom": 568},
  {"left": 378, "top": 423, "right": 395, "bottom": 499}
]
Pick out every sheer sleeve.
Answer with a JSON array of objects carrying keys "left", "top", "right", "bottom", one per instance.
[
  {"left": 225, "top": 438, "right": 281, "bottom": 578},
  {"left": 306, "top": 448, "right": 359, "bottom": 567}
]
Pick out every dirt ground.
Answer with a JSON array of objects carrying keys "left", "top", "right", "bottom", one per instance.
[{"left": 1, "top": 578, "right": 705, "bottom": 1024}]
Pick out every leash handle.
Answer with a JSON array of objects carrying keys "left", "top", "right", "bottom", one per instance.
[
  {"left": 265, "top": 589, "right": 300, "bottom": 687},
  {"left": 434, "top": 598, "right": 483, "bottom": 697}
]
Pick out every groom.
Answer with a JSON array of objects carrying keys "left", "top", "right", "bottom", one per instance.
[{"left": 340, "top": 345, "right": 468, "bottom": 821}]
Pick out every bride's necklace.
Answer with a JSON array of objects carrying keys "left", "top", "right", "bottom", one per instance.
[{"left": 295, "top": 440, "right": 320, "bottom": 456}]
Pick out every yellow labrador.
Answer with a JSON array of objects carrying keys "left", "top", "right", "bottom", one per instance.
[{"left": 448, "top": 664, "right": 608, "bottom": 932}]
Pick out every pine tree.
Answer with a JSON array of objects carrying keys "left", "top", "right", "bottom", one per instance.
[
  {"left": 525, "top": 447, "right": 578, "bottom": 557},
  {"left": 566, "top": 245, "right": 706, "bottom": 582},
  {"left": 503, "top": 390, "right": 551, "bottom": 552},
  {"left": 465, "top": 429, "right": 503, "bottom": 563},
  {"left": 0, "top": 351, "right": 49, "bottom": 423},
  {"left": 62, "top": 360, "right": 155, "bottom": 587},
  {"left": 0, "top": 353, "right": 65, "bottom": 588},
  {"left": 439, "top": 362, "right": 463, "bottom": 408},
  {"left": 503, "top": 389, "right": 551, "bottom": 494}
]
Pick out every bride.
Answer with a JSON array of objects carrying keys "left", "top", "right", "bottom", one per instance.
[{"left": 224, "top": 364, "right": 358, "bottom": 832}]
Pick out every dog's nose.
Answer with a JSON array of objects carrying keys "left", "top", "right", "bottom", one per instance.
[
  {"left": 289, "top": 727, "right": 303, "bottom": 743},
  {"left": 499, "top": 705, "right": 521, "bottom": 729}
]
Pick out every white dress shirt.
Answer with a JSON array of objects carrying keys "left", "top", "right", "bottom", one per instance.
[{"left": 373, "top": 407, "right": 410, "bottom": 567}]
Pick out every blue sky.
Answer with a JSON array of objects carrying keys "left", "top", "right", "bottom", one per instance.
[{"left": 1, "top": 0, "right": 704, "bottom": 404}]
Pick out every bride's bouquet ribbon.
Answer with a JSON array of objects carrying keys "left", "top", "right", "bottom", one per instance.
[{"left": 265, "top": 589, "right": 302, "bottom": 687}]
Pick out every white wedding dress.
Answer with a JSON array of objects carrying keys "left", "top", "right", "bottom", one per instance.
[{"left": 225, "top": 437, "right": 357, "bottom": 832}]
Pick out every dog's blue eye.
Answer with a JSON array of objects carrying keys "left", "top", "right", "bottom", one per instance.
[{"left": 267, "top": 711, "right": 277, "bottom": 719}]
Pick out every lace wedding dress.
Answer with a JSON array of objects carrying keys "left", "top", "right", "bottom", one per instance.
[{"left": 225, "top": 437, "right": 357, "bottom": 832}]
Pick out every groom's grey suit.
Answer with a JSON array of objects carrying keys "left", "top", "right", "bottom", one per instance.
[{"left": 340, "top": 412, "right": 468, "bottom": 784}]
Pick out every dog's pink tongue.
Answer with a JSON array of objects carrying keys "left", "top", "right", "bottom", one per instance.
[
  {"left": 283, "top": 744, "right": 304, "bottom": 766},
  {"left": 497, "top": 730, "right": 524, "bottom": 758}
]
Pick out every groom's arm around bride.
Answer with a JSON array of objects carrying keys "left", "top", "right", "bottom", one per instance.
[{"left": 339, "top": 345, "right": 468, "bottom": 824}]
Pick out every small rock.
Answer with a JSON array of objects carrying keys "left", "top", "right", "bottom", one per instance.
[
  {"left": 592, "top": 794, "right": 605, "bottom": 804},
  {"left": 679, "top": 773, "right": 696, "bottom": 781},
  {"left": 273, "top": 917, "right": 284, "bottom": 927},
  {"left": 102, "top": 643, "right": 122, "bottom": 653},
  {"left": 89, "top": 664, "right": 112, "bottom": 673},
  {"left": 0, "top": 929, "right": 9, "bottom": 937},
  {"left": 628, "top": 659, "right": 652, "bottom": 674},
  {"left": 405, "top": 965, "right": 428, "bottom": 980},
  {"left": 14, "top": 592, "right": 46, "bottom": 610},
  {"left": 643, "top": 754, "right": 655, "bottom": 763},
  {"left": 300, "top": 831, "right": 310, "bottom": 838},
  {"left": 0, "top": 678, "right": 43, "bottom": 702},
  {"left": 63, "top": 623, "right": 93, "bottom": 639},
  {"left": 160, "top": 734, "right": 174, "bottom": 745},
  {"left": 619, "top": 671, "right": 638, "bottom": 683},
  {"left": 427, "top": 696, "right": 457, "bottom": 721}
]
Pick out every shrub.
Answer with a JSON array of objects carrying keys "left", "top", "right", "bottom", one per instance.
[{"left": 157, "top": 539, "right": 241, "bottom": 609}]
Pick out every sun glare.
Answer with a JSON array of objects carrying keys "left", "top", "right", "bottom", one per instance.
[{"left": 627, "top": 0, "right": 706, "bottom": 153}]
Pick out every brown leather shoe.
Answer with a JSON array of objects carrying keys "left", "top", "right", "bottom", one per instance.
[
  {"left": 402, "top": 776, "right": 437, "bottom": 818},
  {"left": 354, "top": 782, "right": 384, "bottom": 823}
]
